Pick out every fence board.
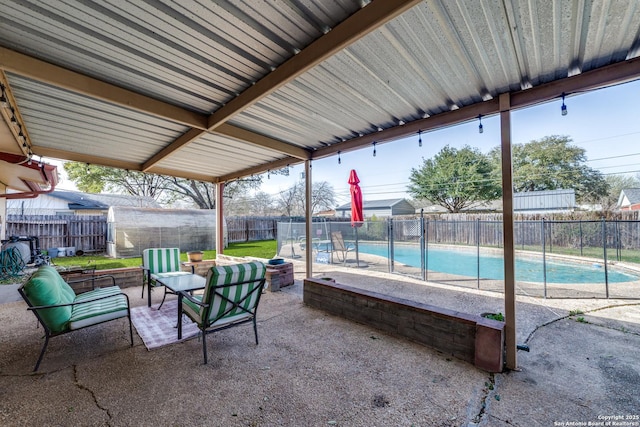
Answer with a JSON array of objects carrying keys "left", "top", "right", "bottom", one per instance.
[{"left": 6, "top": 215, "right": 106, "bottom": 253}]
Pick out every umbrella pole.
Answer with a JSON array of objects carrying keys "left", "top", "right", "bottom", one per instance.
[{"left": 355, "top": 227, "right": 360, "bottom": 266}]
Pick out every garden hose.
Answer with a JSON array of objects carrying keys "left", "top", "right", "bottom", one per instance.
[{"left": 0, "top": 247, "right": 26, "bottom": 279}]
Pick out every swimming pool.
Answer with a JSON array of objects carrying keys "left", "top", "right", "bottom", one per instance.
[{"left": 357, "top": 243, "right": 639, "bottom": 284}]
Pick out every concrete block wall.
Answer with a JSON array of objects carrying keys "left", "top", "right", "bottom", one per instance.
[{"left": 303, "top": 278, "right": 505, "bottom": 373}]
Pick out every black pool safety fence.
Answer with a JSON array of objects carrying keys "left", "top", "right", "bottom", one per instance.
[{"left": 277, "top": 217, "right": 640, "bottom": 300}]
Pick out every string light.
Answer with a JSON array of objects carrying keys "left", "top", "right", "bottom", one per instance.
[
  {"left": 418, "top": 130, "right": 422, "bottom": 147},
  {"left": 0, "top": 84, "right": 7, "bottom": 108},
  {"left": 478, "top": 115, "right": 483, "bottom": 134},
  {"left": 10, "top": 108, "right": 18, "bottom": 127},
  {"left": 372, "top": 141, "right": 377, "bottom": 157},
  {"left": 267, "top": 170, "right": 271, "bottom": 179},
  {"left": 561, "top": 93, "right": 568, "bottom": 116},
  {"left": 338, "top": 151, "right": 341, "bottom": 164}
]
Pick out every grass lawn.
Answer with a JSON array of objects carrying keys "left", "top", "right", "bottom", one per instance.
[
  {"left": 48, "top": 240, "right": 278, "bottom": 271},
  {"left": 1, "top": 241, "right": 278, "bottom": 284}
]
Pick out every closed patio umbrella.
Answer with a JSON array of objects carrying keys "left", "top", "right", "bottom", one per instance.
[{"left": 349, "top": 169, "right": 364, "bottom": 266}]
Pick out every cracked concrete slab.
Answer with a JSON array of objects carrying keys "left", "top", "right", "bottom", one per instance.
[{"left": 1, "top": 261, "right": 638, "bottom": 426}]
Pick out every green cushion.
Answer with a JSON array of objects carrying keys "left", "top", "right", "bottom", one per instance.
[{"left": 23, "top": 266, "right": 75, "bottom": 333}]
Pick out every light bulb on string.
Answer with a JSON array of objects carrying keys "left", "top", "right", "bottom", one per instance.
[
  {"left": 338, "top": 151, "right": 341, "bottom": 164},
  {"left": 478, "top": 115, "right": 483, "bottom": 134},
  {"left": 372, "top": 141, "right": 377, "bottom": 157},
  {"left": 418, "top": 130, "right": 422, "bottom": 147},
  {"left": 561, "top": 93, "right": 568, "bottom": 116}
]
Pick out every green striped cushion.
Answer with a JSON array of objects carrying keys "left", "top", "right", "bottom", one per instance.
[
  {"left": 74, "top": 286, "right": 121, "bottom": 302},
  {"left": 142, "top": 248, "right": 181, "bottom": 274},
  {"left": 69, "top": 287, "right": 129, "bottom": 330},
  {"left": 193, "top": 262, "right": 266, "bottom": 325}
]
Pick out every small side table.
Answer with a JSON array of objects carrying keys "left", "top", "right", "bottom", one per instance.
[{"left": 266, "top": 262, "right": 294, "bottom": 292}]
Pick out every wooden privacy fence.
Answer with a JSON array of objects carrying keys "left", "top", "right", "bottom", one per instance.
[
  {"left": 391, "top": 217, "right": 640, "bottom": 251},
  {"left": 6, "top": 215, "right": 107, "bottom": 253},
  {"left": 5, "top": 215, "right": 281, "bottom": 252},
  {"left": 226, "top": 216, "right": 279, "bottom": 242}
]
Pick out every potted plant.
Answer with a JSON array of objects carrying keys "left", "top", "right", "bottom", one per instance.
[{"left": 187, "top": 251, "right": 203, "bottom": 263}]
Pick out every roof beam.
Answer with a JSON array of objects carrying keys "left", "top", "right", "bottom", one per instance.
[
  {"left": 33, "top": 146, "right": 215, "bottom": 182},
  {"left": 0, "top": 47, "right": 311, "bottom": 169},
  {"left": 312, "top": 99, "right": 500, "bottom": 160},
  {"left": 214, "top": 124, "right": 311, "bottom": 160},
  {"left": 311, "top": 57, "right": 640, "bottom": 162},
  {"left": 217, "top": 156, "right": 301, "bottom": 183},
  {"left": 144, "top": 0, "right": 422, "bottom": 171},
  {"left": 510, "top": 56, "right": 640, "bottom": 109},
  {"left": 34, "top": 146, "right": 142, "bottom": 171},
  {"left": 206, "top": 0, "right": 422, "bottom": 130},
  {"left": 0, "top": 47, "right": 208, "bottom": 129}
]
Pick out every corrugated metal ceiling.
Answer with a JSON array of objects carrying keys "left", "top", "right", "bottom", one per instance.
[{"left": 1, "top": 0, "right": 639, "bottom": 183}]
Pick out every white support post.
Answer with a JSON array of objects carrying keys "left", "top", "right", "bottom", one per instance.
[
  {"left": 305, "top": 160, "right": 313, "bottom": 278},
  {"left": 215, "top": 182, "right": 225, "bottom": 257}
]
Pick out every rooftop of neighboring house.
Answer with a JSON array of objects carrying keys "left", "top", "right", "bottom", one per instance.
[{"left": 45, "top": 190, "right": 161, "bottom": 210}]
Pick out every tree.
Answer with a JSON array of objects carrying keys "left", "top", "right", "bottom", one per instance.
[
  {"left": 275, "top": 181, "right": 336, "bottom": 216},
  {"left": 490, "top": 135, "right": 609, "bottom": 202},
  {"left": 64, "top": 162, "right": 270, "bottom": 209},
  {"left": 224, "top": 191, "right": 276, "bottom": 216},
  {"left": 64, "top": 163, "right": 171, "bottom": 201},
  {"left": 408, "top": 145, "right": 500, "bottom": 213}
]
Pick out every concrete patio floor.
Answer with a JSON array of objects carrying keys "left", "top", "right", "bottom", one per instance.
[{"left": 0, "top": 261, "right": 639, "bottom": 426}]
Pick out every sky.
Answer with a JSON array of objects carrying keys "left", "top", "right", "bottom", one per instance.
[
  {"left": 255, "top": 79, "right": 640, "bottom": 207},
  {"left": 55, "top": 78, "right": 640, "bottom": 206}
]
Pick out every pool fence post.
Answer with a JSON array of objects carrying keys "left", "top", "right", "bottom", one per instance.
[
  {"left": 476, "top": 218, "right": 480, "bottom": 289},
  {"left": 615, "top": 220, "right": 621, "bottom": 261},
  {"left": 425, "top": 217, "right": 429, "bottom": 281},
  {"left": 579, "top": 221, "right": 583, "bottom": 257},
  {"left": 542, "top": 218, "right": 547, "bottom": 298},
  {"left": 602, "top": 218, "right": 609, "bottom": 298},
  {"left": 388, "top": 217, "right": 394, "bottom": 274},
  {"left": 420, "top": 210, "right": 426, "bottom": 281}
]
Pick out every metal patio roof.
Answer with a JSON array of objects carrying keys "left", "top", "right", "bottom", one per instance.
[{"left": 1, "top": 0, "right": 640, "bottom": 184}]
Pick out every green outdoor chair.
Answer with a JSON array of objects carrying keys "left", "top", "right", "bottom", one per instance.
[
  {"left": 178, "top": 261, "right": 266, "bottom": 364},
  {"left": 141, "top": 248, "right": 193, "bottom": 309}
]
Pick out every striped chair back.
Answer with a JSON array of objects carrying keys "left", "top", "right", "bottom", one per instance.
[
  {"left": 142, "top": 248, "right": 182, "bottom": 274},
  {"left": 201, "top": 262, "right": 266, "bottom": 325}
]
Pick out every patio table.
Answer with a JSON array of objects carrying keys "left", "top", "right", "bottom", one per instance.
[{"left": 155, "top": 274, "right": 206, "bottom": 339}]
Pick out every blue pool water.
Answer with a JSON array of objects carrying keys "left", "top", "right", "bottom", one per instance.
[{"left": 357, "top": 243, "right": 639, "bottom": 284}]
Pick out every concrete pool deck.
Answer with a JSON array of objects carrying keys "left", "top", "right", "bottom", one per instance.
[{"left": 1, "top": 259, "right": 639, "bottom": 426}]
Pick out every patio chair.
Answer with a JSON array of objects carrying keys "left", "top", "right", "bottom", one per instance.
[
  {"left": 178, "top": 261, "right": 266, "bottom": 364},
  {"left": 19, "top": 266, "right": 133, "bottom": 371},
  {"left": 141, "top": 248, "right": 194, "bottom": 309},
  {"left": 330, "top": 231, "right": 356, "bottom": 264}
]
